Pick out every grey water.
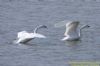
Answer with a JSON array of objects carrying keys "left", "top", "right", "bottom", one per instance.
[{"left": 0, "top": 0, "right": 100, "bottom": 66}]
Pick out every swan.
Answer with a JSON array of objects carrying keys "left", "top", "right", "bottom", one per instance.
[
  {"left": 61, "top": 21, "right": 90, "bottom": 41},
  {"left": 15, "top": 25, "right": 47, "bottom": 44}
]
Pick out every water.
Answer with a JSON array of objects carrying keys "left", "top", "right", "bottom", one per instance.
[{"left": 0, "top": 0, "right": 100, "bottom": 66}]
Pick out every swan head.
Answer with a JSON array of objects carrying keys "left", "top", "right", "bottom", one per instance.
[
  {"left": 40, "top": 25, "right": 48, "bottom": 28},
  {"left": 83, "top": 25, "right": 90, "bottom": 28},
  {"left": 80, "top": 24, "right": 90, "bottom": 30},
  {"left": 37, "top": 25, "right": 47, "bottom": 29}
]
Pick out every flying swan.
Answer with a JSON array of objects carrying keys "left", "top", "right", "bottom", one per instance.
[
  {"left": 15, "top": 25, "right": 47, "bottom": 44},
  {"left": 61, "top": 21, "right": 90, "bottom": 41}
]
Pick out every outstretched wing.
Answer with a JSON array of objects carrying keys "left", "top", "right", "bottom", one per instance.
[
  {"left": 64, "top": 21, "right": 79, "bottom": 36},
  {"left": 17, "top": 31, "right": 29, "bottom": 38},
  {"left": 34, "top": 33, "right": 46, "bottom": 38}
]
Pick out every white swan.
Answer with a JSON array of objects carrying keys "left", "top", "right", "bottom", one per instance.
[
  {"left": 61, "top": 21, "right": 90, "bottom": 41},
  {"left": 16, "top": 25, "right": 47, "bottom": 44}
]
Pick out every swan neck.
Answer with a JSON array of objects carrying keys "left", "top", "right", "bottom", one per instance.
[
  {"left": 34, "top": 25, "right": 41, "bottom": 33},
  {"left": 79, "top": 25, "right": 88, "bottom": 37}
]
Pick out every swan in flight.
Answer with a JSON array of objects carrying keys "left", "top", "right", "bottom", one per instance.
[
  {"left": 61, "top": 21, "right": 90, "bottom": 41},
  {"left": 15, "top": 25, "right": 47, "bottom": 44}
]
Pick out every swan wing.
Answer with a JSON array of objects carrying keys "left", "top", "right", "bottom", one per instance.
[
  {"left": 61, "top": 37, "right": 68, "bottom": 41},
  {"left": 34, "top": 33, "right": 46, "bottom": 38},
  {"left": 64, "top": 21, "right": 79, "bottom": 36},
  {"left": 17, "top": 31, "right": 29, "bottom": 38}
]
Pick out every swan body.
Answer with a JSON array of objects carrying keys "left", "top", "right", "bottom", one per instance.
[
  {"left": 61, "top": 21, "right": 90, "bottom": 41},
  {"left": 16, "top": 25, "right": 47, "bottom": 44}
]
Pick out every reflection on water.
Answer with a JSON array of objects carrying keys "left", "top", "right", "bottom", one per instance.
[
  {"left": 0, "top": 0, "right": 100, "bottom": 66},
  {"left": 66, "top": 40, "right": 81, "bottom": 45}
]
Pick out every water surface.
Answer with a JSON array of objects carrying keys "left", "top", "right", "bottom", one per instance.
[{"left": 0, "top": 0, "right": 100, "bottom": 66}]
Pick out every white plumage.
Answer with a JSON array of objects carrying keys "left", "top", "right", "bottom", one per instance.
[
  {"left": 15, "top": 25, "right": 47, "bottom": 44},
  {"left": 61, "top": 21, "right": 90, "bottom": 41}
]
